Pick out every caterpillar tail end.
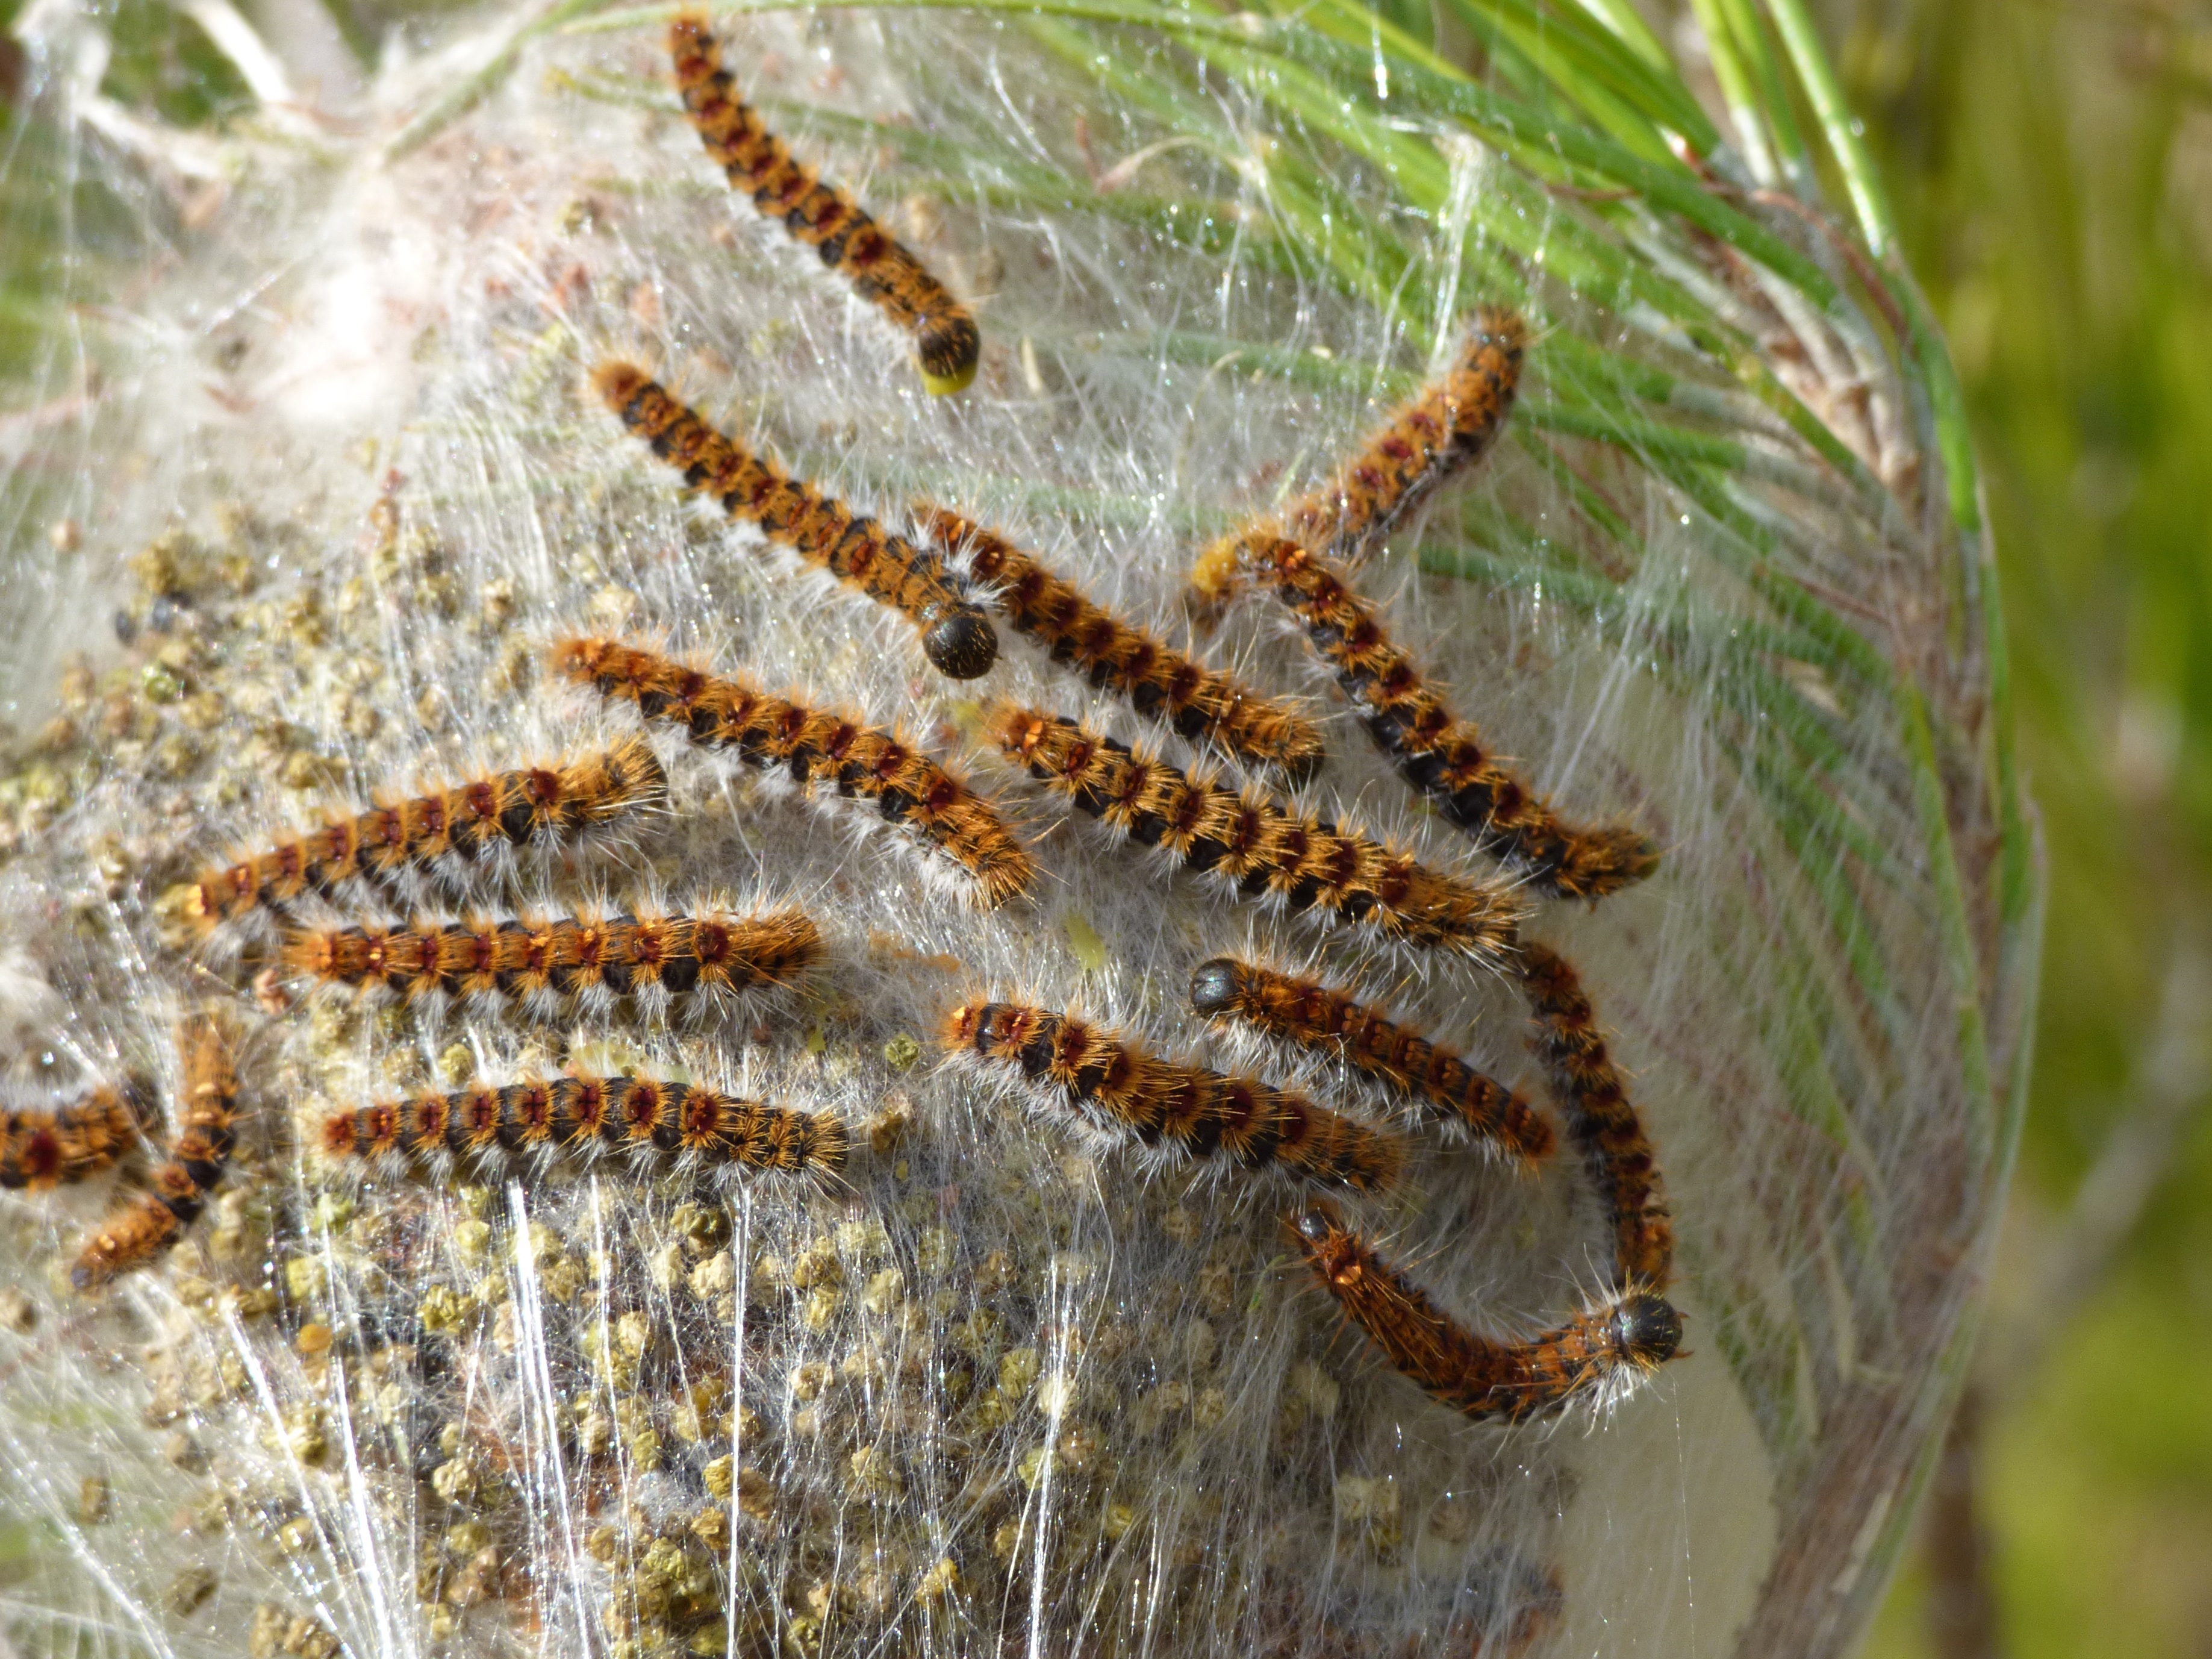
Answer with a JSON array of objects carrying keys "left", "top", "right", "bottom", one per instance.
[
  {"left": 1554, "top": 827, "right": 1663, "bottom": 901},
  {"left": 592, "top": 359, "right": 653, "bottom": 413}
]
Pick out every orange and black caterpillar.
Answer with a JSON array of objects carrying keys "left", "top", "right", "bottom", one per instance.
[
  {"left": 73, "top": 1013, "right": 238, "bottom": 1290},
  {"left": 178, "top": 739, "right": 667, "bottom": 940},
  {"left": 1191, "top": 309, "right": 1527, "bottom": 601},
  {"left": 554, "top": 636, "right": 1033, "bottom": 908},
  {"left": 986, "top": 705, "right": 1525, "bottom": 959},
  {"left": 591, "top": 363, "right": 996, "bottom": 680},
  {"left": 0, "top": 1078, "right": 152, "bottom": 1189},
  {"left": 1189, "top": 957, "right": 1551, "bottom": 1169},
  {"left": 321, "top": 1069, "right": 844, "bottom": 1178},
  {"left": 1518, "top": 941, "right": 1671, "bottom": 1291},
  {"left": 281, "top": 907, "right": 822, "bottom": 1019},
  {"left": 1289, "top": 1204, "right": 1681, "bottom": 1422},
  {"left": 942, "top": 1001, "right": 1401, "bottom": 1193},
  {"left": 669, "top": 14, "right": 980, "bottom": 395},
  {"left": 916, "top": 504, "right": 1325, "bottom": 776},
  {"left": 1239, "top": 534, "right": 1657, "bottom": 901}
]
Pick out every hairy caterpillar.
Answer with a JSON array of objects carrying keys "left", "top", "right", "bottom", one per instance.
[
  {"left": 1190, "top": 309, "right": 1527, "bottom": 602},
  {"left": 591, "top": 364, "right": 996, "bottom": 681},
  {"left": 281, "top": 907, "right": 822, "bottom": 1020},
  {"left": 320, "top": 1069, "right": 845, "bottom": 1178},
  {"left": 553, "top": 636, "right": 1033, "bottom": 908},
  {"left": 0, "top": 1078, "right": 152, "bottom": 1190},
  {"left": 1188, "top": 957, "right": 1552, "bottom": 1169},
  {"left": 985, "top": 704, "right": 1525, "bottom": 958},
  {"left": 1517, "top": 942, "right": 1672, "bottom": 1291},
  {"left": 941, "top": 1000, "right": 1403, "bottom": 1193},
  {"left": 668, "top": 14, "right": 980, "bottom": 395},
  {"left": 1289, "top": 1205, "right": 1681, "bottom": 1422},
  {"left": 73, "top": 1013, "right": 238, "bottom": 1290},
  {"left": 177, "top": 739, "right": 667, "bottom": 942},
  {"left": 915, "top": 504, "right": 1326, "bottom": 776},
  {"left": 1240, "top": 534, "right": 1658, "bottom": 901}
]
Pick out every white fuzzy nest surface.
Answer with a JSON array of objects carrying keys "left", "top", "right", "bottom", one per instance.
[{"left": 0, "top": 5, "right": 2033, "bottom": 1658}]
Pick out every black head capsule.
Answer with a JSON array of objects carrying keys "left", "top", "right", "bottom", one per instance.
[
  {"left": 917, "top": 315, "right": 982, "bottom": 396},
  {"left": 1188, "top": 957, "right": 1249, "bottom": 1017},
  {"left": 923, "top": 608, "right": 999, "bottom": 680},
  {"left": 1613, "top": 1293, "right": 1684, "bottom": 1367}
]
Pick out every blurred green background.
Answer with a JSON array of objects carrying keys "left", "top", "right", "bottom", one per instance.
[
  {"left": 1831, "top": 1, "right": 2212, "bottom": 1655},
  {"left": 2, "top": 0, "right": 2206, "bottom": 1653}
]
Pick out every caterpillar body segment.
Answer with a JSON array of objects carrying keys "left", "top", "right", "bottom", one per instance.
[
  {"left": 1190, "top": 308, "right": 1526, "bottom": 602},
  {"left": 73, "top": 1014, "right": 240, "bottom": 1290},
  {"left": 178, "top": 739, "right": 667, "bottom": 944},
  {"left": 1516, "top": 942, "right": 1671, "bottom": 1291},
  {"left": 1189, "top": 957, "right": 1551, "bottom": 1169},
  {"left": 321, "top": 1070, "right": 844, "bottom": 1180},
  {"left": 985, "top": 704, "right": 1525, "bottom": 960},
  {"left": 1283, "top": 307, "right": 1526, "bottom": 559},
  {"left": 1245, "top": 534, "right": 1657, "bottom": 901},
  {"left": 553, "top": 637, "right": 1033, "bottom": 908},
  {"left": 668, "top": 14, "right": 980, "bottom": 393},
  {"left": 942, "top": 1000, "right": 1403, "bottom": 1193},
  {"left": 917, "top": 504, "right": 1324, "bottom": 777},
  {"left": 281, "top": 907, "right": 822, "bottom": 1021},
  {"left": 591, "top": 364, "right": 995, "bottom": 679},
  {"left": 0, "top": 1079, "right": 152, "bottom": 1190},
  {"left": 1289, "top": 1205, "right": 1681, "bottom": 1422}
]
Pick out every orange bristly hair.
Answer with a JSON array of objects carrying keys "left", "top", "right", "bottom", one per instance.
[
  {"left": 986, "top": 704, "right": 1525, "bottom": 960},
  {"left": 591, "top": 363, "right": 996, "bottom": 680},
  {"left": 0, "top": 1078, "right": 152, "bottom": 1190},
  {"left": 1188, "top": 957, "right": 1551, "bottom": 1169},
  {"left": 942, "top": 1001, "right": 1402, "bottom": 1193},
  {"left": 282, "top": 907, "right": 822, "bottom": 1016},
  {"left": 73, "top": 1013, "right": 239, "bottom": 1290},
  {"left": 1517, "top": 941, "right": 1672, "bottom": 1291},
  {"left": 668, "top": 14, "right": 980, "bottom": 395},
  {"left": 1189, "top": 308, "right": 1525, "bottom": 601},
  {"left": 554, "top": 637, "right": 1033, "bottom": 908},
  {"left": 1288, "top": 1205, "right": 1681, "bottom": 1423},
  {"left": 916, "top": 504, "right": 1324, "bottom": 777},
  {"left": 177, "top": 739, "right": 665, "bottom": 937},
  {"left": 320, "top": 1069, "right": 844, "bottom": 1178},
  {"left": 1242, "top": 534, "right": 1657, "bottom": 901}
]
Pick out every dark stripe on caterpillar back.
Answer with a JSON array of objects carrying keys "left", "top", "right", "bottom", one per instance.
[
  {"left": 177, "top": 738, "right": 665, "bottom": 939},
  {"left": 1191, "top": 309, "right": 1525, "bottom": 601},
  {"left": 73, "top": 1013, "right": 238, "bottom": 1290},
  {"left": 281, "top": 907, "right": 822, "bottom": 1019},
  {"left": 1, "top": 1078, "right": 152, "bottom": 1190},
  {"left": 668, "top": 14, "right": 980, "bottom": 395},
  {"left": 592, "top": 363, "right": 995, "bottom": 679},
  {"left": 1242, "top": 534, "right": 1657, "bottom": 901},
  {"left": 1189, "top": 957, "right": 1551, "bottom": 1168},
  {"left": 1289, "top": 1205, "right": 1681, "bottom": 1422},
  {"left": 985, "top": 704, "right": 1525, "bottom": 960},
  {"left": 917, "top": 504, "right": 1324, "bottom": 777},
  {"left": 1517, "top": 941, "right": 1671, "bottom": 1291},
  {"left": 553, "top": 637, "right": 1033, "bottom": 907},
  {"left": 321, "top": 1070, "right": 844, "bottom": 1178},
  {"left": 942, "top": 1001, "right": 1401, "bottom": 1193}
]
